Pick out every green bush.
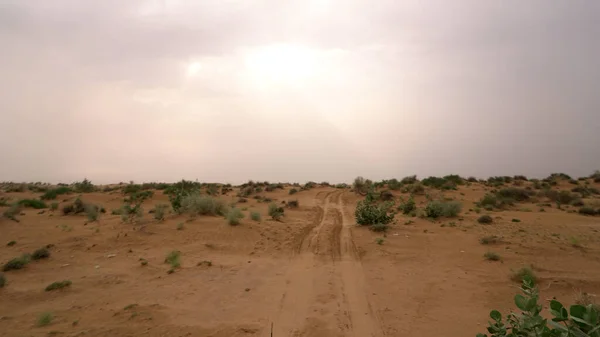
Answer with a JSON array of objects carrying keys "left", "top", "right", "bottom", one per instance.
[
  {"left": 226, "top": 207, "right": 244, "bottom": 226},
  {"left": 496, "top": 187, "right": 533, "bottom": 202},
  {"left": 286, "top": 200, "right": 299, "bottom": 208},
  {"left": 379, "top": 190, "right": 394, "bottom": 201},
  {"left": 85, "top": 204, "right": 99, "bottom": 221},
  {"left": 579, "top": 207, "right": 598, "bottom": 216},
  {"left": 400, "top": 175, "right": 418, "bottom": 185},
  {"left": 480, "top": 236, "right": 499, "bottom": 245},
  {"left": 355, "top": 200, "right": 394, "bottom": 225},
  {"left": 353, "top": 176, "right": 372, "bottom": 195},
  {"left": 478, "top": 280, "right": 600, "bottom": 337},
  {"left": 31, "top": 247, "right": 50, "bottom": 260},
  {"left": 398, "top": 196, "right": 416, "bottom": 215},
  {"left": 268, "top": 203, "right": 284, "bottom": 220},
  {"left": 250, "top": 211, "right": 261, "bottom": 222},
  {"left": 2, "top": 254, "right": 30, "bottom": 271},
  {"left": 484, "top": 251, "right": 501, "bottom": 261},
  {"left": 41, "top": 187, "right": 72, "bottom": 200},
  {"left": 2, "top": 203, "right": 21, "bottom": 222},
  {"left": 62, "top": 197, "right": 86, "bottom": 215},
  {"left": 478, "top": 215, "right": 493, "bottom": 224},
  {"left": 181, "top": 193, "right": 226, "bottom": 216},
  {"left": 17, "top": 199, "right": 46, "bottom": 209},
  {"left": 289, "top": 188, "right": 298, "bottom": 195},
  {"left": 37, "top": 312, "right": 53, "bottom": 327},
  {"left": 50, "top": 202, "right": 59, "bottom": 211},
  {"left": 73, "top": 178, "right": 95, "bottom": 193},
  {"left": 511, "top": 266, "right": 537, "bottom": 285},
  {"left": 424, "top": 200, "right": 461, "bottom": 219},
  {"left": 45, "top": 280, "right": 72, "bottom": 291}
]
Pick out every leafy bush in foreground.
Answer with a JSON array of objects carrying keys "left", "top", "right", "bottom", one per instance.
[{"left": 477, "top": 280, "right": 599, "bottom": 337}]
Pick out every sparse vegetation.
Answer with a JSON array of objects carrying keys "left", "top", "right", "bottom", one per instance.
[
  {"left": 250, "top": 211, "right": 261, "bottom": 222},
  {"left": 398, "top": 196, "right": 416, "bottom": 215},
  {"left": 181, "top": 193, "right": 226, "bottom": 216},
  {"left": 355, "top": 200, "right": 394, "bottom": 225},
  {"left": 7, "top": 240, "right": 16, "bottom": 247},
  {"left": 176, "top": 222, "right": 184, "bottom": 230},
  {"left": 289, "top": 188, "right": 298, "bottom": 195},
  {"left": 41, "top": 187, "right": 72, "bottom": 200},
  {"left": 484, "top": 251, "right": 501, "bottom": 261},
  {"left": 375, "top": 238, "right": 384, "bottom": 245},
  {"left": 579, "top": 206, "right": 599, "bottom": 216},
  {"left": 286, "top": 200, "right": 299, "bottom": 208},
  {"left": 73, "top": 178, "right": 96, "bottom": 193},
  {"left": 369, "top": 223, "right": 389, "bottom": 232},
  {"left": 511, "top": 218, "right": 521, "bottom": 222},
  {"left": 570, "top": 237, "right": 582, "bottom": 248},
  {"left": 478, "top": 215, "right": 493, "bottom": 224},
  {"left": 353, "top": 176, "right": 372, "bottom": 195},
  {"left": 0, "top": 272, "right": 5, "bottom": 288},
  {"left": 268, "top": 203, "right": 285, "bottom": 220},
  {"left": 165, "top": 250, "right": 181, "bottom": 268},
  {"left": 45, "top": 280, "right": 72, "bottom": 291}
]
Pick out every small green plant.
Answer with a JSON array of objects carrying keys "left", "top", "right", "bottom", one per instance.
[
  {"left": 0, "top": 272, "right": 5, "bottom": 288},
  {"left": 152, "top": 203, "right": 169, "bottom": 221},
  {"left": 7, "top": 240, "right": 16, "bottom": 247},
  {"left": 37, "top": 312, "right": 53, "bottom": 327},
  {"left": 398, "top": 196, "right": 416, "bottom": 215},
  {"left": 480, "top": 236, "right": 499, "bottom": 245},
  {"left": 2, "top": 203, "right": 21, "bottom": 222},
  {"left": 511, "top": 266, "right": 537, "bottom": 285},
  {"left": 226, "top": 207, "right": 244, "bottom": 226},
  {"left": 268, "top": 203, "right": 285, "bottom": 221},
  {"left": 477, "top": 280, "right": 600, "bottom": 337},
  {"left": 31, "top": 247, "right": 50, "bottom": 260},
  {"left": 511, "top": 218, "right": 521, "bottom": 222},
  {"left": 2, "top": 254, "right": 30, "bottom": 271},
  {"left": 570, "top": 237, "right": 582, "bottom": 248},
  {"left": 45, "top": 280, "right": 72, "bottom": 291},
  {"left": 50, "top": 202, "right": 59, "bottom": 211},
  {"left": 250, "top": 211, "right": 261, "bottom": 222},
  {"left": 375, "top": 238, "right": 384, "bottom": 245},
  {"left": 85, "top": 204, "right": 99, "bottom": 222},
  {"left": 165, "top": 250, "right": 181, "bottom": 268},
  {"left": 176, "top": 222, "right": 184, "bottom": 230},
  {"left": 478, "top": 215, "right": 493, "bottom": 224},
  {"left": 41, "top": 187, "right": 72, "bottom": 200},
  {"left": 484, "top": 251, "right": 501, "bottom": 261},
  {"left": 140, "top": 259, "right": 148, "bottom": 266},
  {"left": 124, "top": 303, "right": 138, "bottom": 310},
  {"left": 289, "top": 188, "right": 298, "bottom": 195}
]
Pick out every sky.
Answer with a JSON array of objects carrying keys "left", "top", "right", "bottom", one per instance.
[{"left": 1, "top": 0, "right": 599, "bottom": 184}]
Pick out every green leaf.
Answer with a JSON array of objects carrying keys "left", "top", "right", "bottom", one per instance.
[
  {"left": 490, "top": 310, "right": 502, "bottom": 322},
  {"left": 515, "top": 294, "right": 528, "bottom": 311},
  {"left": 570, "top": 304, "right": 587, "bottom": 319},
  {"left": 550, "top": 300, "right": 564, "bottom": 312}
]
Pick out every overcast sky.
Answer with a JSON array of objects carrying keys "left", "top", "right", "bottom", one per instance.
[{"left": 1, "top": 1, "right": 599, "bottom": 184}]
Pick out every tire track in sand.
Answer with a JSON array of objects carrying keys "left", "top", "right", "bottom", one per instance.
[{"left": 272, "top": 190, "right": 384, "bottom": 337}]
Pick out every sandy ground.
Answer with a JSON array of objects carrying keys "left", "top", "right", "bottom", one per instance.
[{"left": 1, "top": 180, "right": 600, "bottom": 337}]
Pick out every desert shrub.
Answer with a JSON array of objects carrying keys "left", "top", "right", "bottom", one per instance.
[
  {"left": 386, "top": 178, "right": 401, "bottom": 190},
  {"left": 400, "top": 175, "right": 418, "bottom": 185},
  {"left": 369, "top": 224, "right": 389, "bottom": 232},
  {"left": 402, "top": 183, "right": 425, "bottom": 195},
  {"left": 514, "top": 175, "right": 528, "bottom": 181},
  {"left": 484, "top": 251, "right": 501, "bottom": 261},
  {"left": 496, "top": 187, "right": 532, "bottom": 202},
  {"left": 0, "top": 273, "right": 5, "bottom": 288},
  {"left": 41, "top": 186, "right": 72, "bottom": 200},
  {"left": 579, "top": 207, "right": 598, "bottom": 216},
  {"left": 73, "top": 178, "right": 95, "bottom": 193},
  {"left": 165, "top": 251, "right": 181, "bottom": 269},
  {"left": 2, "top": 203, "right": 21, "bottom": 222},
  {"left": 548, "top": 172, "right": 572, "bottom": 181},
  {"left": 181, "top": 193, "right": 225, "bottom": 216},
  {"left": 571, "top": 199, "right": 585, "bottom": 207},
  {"left": 379, "top": 190, "right": 394, "bottom": 201},
  {"left": 31, "top": 247, "right": 50, "bottom": 260},
  {"left": 478, "top": 215, "right": 493, "bottom": 224},
  {"left": 443, "top": 174, "right": 464, "bottom": 185},
  {"left": 511, "top": 266, "right": 537, "bottom": 285},
  {"left": 335, "top": 183, "right": 348, "bottom": 189},
  {"left": 355, "top": 200, "right": 394, "bottom": 225},
  {"left": 303, "top": 181, "right": 316, "bottom": 190},
  {"left": 17, "top": 199, "right": 46, "bottom": 209},
  {"left": 572, "top": 186, "right": 600, "bottom": 197},
  {"left": 226, "top": 207, "right": 244, "bottom": 225},
  {"left": 45, "top": 280, "right": 72, "bottom": 291},
  {"left": 398, "top": 196, "right": 416, "bottom": 215},
  {"left": 2, "top": 254, "right": 30, "bottom": 271},
  {"left": 286, "top": 200, "right": 299, "bottom": 208},
  {"left": 152, "top": 203, "right": 169, "bottom": 221},
  {"left": 7, "top": 241, "right": 16, "bottom": 246},
  {"left": 250, "top": 211, "right": 261, "bottom": 222},
  {"left": 49, "top": 202, "right": 58, "bottom": 211},
  {"left": 480, "top": 236, "right": 499, "bottom": 245},
  {"left": 422, "top": 176, "right": 457, "bottom": 190},
  {"left": 62, "top": 197, "right": 86, "bottom": 215},
  {"left": 424, "top": 200, "right": 461, "bottom": 219},
  {"left": 353, "top": 176, "right": 372, "bottom": 195},
  {"left": 478, "top": 280, "right": 600, "bottom": 337},
  {"left": 289, "top": 188, "right": 298, "bottom": 195},
  {"left": 84, "top": 204, "right": 100, "bottom": 221},
  {"left": 268, "top": 203, "right": 284, "bottom": 220},
  {"left": 37, "top": 312, "right": 53, "bottom": 327},
  {"left": 467, "top": 176, "right": 478, "bottom": 182}
]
